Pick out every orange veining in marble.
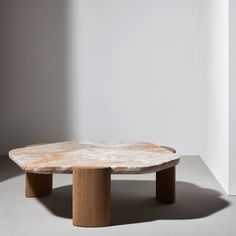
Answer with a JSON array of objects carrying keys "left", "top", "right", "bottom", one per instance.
[{"left": 9, "top": 141, "right": 180, "bottom": 174}]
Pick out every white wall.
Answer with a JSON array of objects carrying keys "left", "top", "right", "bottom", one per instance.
[
  {"left": 229, "top": 0, "right": 236, "bottom": 195},
  {"left": 68, "top": 0, "right": 202, "bottom": 155},
  {"left": 0, "top": 0, "right": 203, "bottom": 155},
  {"left": 199, "top": 0, "right": 236, "bottom": 194},
  {"left": 199, "top": 0, "right": 229, "bottom": 193},
  {"left": 0, "top": 0, "right": 71, "bottom": 154}
]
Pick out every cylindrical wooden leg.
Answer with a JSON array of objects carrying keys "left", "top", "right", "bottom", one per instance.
[
  {"left": 25, "top": 172, "right": 53, "bottom": 197},
  {"left": 73, "top": 167, "right": 111, "bottom": 227},
  {"left": 156, "top": 166, "right": 175, "bottom": 204}
]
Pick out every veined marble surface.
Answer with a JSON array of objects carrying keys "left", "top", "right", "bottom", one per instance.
[{"left": 9, "top": 141, "right": 180, "bottom": 174}]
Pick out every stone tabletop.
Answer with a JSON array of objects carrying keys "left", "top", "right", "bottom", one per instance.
[{"left": 9, "top": 141, "right": 180, "bottom": 174}]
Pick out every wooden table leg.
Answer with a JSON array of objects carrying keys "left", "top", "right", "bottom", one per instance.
[
  {"left": 73, "top": 167, "right": 111, "bottom": 227},
  {"left": 25, "top": 172, "right": 53, "bottom": 197},
  {"left": 156, "top": 166, "right": 175, "bottom": 204}
]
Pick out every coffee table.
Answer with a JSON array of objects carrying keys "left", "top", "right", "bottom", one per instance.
[{"left": 9, "top": 141, "right": 180, "bottom": 227}]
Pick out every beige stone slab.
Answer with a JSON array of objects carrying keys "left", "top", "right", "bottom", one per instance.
[{"left": 9, "top": 141, "right": 180, "bottom": 174}]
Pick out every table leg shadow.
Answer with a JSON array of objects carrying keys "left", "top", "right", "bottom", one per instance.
[{"left": 37, "top": 180, "right": 230, "bottom": 226}]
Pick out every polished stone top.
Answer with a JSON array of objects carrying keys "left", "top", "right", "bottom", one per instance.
[{"left": 9, "top": 141, "right": 180, "bottom": 174}]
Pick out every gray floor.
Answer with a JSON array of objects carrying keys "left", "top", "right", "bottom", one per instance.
[{"left": 0, "top": 156, "right": 235, "bottom": 236}]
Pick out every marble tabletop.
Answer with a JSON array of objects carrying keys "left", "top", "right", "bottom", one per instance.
[{"left": 9, "top": 141, "right": 180, "bottom": 174}]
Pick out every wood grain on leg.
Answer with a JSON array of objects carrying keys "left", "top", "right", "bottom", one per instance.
[
  {"left": 156, "top": 166, "right": 175, "bottom": 204},
  {"left": 25, "top": 172, "right": 52, "bottom": 197},
  {"left": 73, "top": 167, "right": 111, "bottom": 227}
]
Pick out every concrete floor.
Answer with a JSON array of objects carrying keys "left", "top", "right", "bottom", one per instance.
[{"left": 0, "top": 156, "right": 235, "bottom": 236}]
